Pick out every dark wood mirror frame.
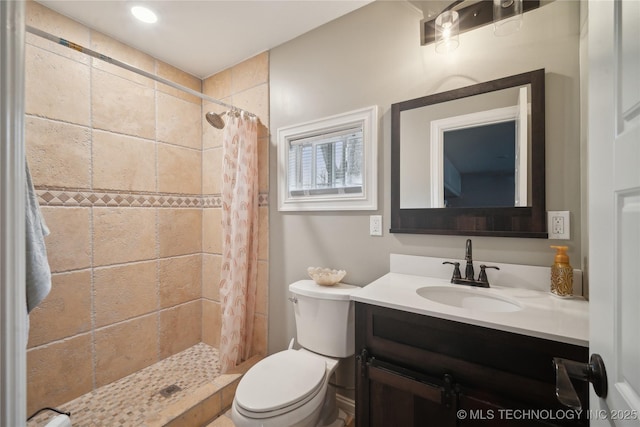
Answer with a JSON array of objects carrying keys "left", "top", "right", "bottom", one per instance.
[{"left": 390, "top": 69, "right": 547, "bottom": 238}]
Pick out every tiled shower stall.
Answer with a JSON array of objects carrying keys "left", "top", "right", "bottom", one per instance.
[{"left": 24, "top": 0, "right": 269, "bottom": 420}]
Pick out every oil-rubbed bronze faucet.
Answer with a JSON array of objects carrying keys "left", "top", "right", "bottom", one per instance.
[
  {"left": 443, "top": 239, "right": 500, "bottom": 288},
  {"left": 464, "top": 239, "right": 474, "bottom": 280}
]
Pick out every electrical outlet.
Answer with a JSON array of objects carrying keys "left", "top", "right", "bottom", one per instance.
[
  {"left": 369, "top": 215, "right": 382, "bottom": 236},
  {"left": 548, "top": 211, "right": 570, "bottom": 239}
]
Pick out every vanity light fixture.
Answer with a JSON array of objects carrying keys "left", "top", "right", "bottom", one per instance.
[
  {"left": 433, "top": 0, "right": 463, "bottom": 54},
  {"left": 131, "top": 5, "right": 157, "bottom": 24},
  {"left": 422, "top": 0, "right": 540, "bottom": 51},
  {"left": 493, "top": 0, "right": 523, "bottom": 36},
  {"left": 435, "top": 10, "right": 460, "bottom": 53}
]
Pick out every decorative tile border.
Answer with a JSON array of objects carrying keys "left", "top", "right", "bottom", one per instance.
[
  {"left": 201, "top": 195, "right": 223, "bottom": 208},
  {"left": 35, "top": 188, "right": 269, "bottom": 208}
]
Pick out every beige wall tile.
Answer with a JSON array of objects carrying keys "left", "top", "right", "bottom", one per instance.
[
  {"left": 157, "top": 93, "right": 202, "bottom": 149},
  {"left": 157, "top": 61, "right": 201, "bottom": 104},
  {"left": 251, "top": 314, "right": 268, "bottom": 357},
  {"left": 159, "top": 255, "right": 202, "bottom": 308},
  {"left": 207, "top": 414, "right": 235, "bottom": 427},
  {"left": 202, "top": 208, "right": 222, "bottom": 254},
  {"left": 160, "top": 301, "right": 202, "bottom": 358},
  {"left": 231, "top": 52, "right": 269, "bottom": 93},
  {"left": 202, "top": 148, "right": 222, "bottom": 194},
  {"left": 28, "top": 270, "right": 92, "bottom": 348},
  {"left": 258, "top": 206, "right": 268, "bottom": 261},
  {"left": 23, "top": 18, "right": 272, "bottom": 409},
  {"left": 158, "top": 209, "right": 202, "bottom": 257},
  {"left": 157, "top": 144, "right": 202, "bottom": 195},
  {"left": 202, "top": 103, "right": 225, "bottom": 149},
  {"left": 25, "top": 44, "right": 90, "bottom": 126},
  {"left": 165, "top": 404, "right": 205, "bottom": 427},
  {"left": 92, "top": 69, "right": 155, "bottom": 139},
  {"left": 94, "top": 261, "right": 158, "bottom": 328},
  {"left": 41, "top": 207, "right": 91, "bottom": 272},
  {"left": 95, "top": 314, "right": 158, "bottom": 387},
  {"left": 202, "top": 299, "right": 221, "bottom": 348},
  {"left": 203, "top": 68, "right": 232, "bottom": 99},
  {"left": 255, "top": 261, "right": 268, "bottom": 316},
  {"left": 257, "top": 137, "right": 269, "bottom": 193},
  {"left": 27, "top": 333, "right": 93, "bottom": 415},
  {"left": 26, "top": 1, "right": 90, "bottom": 64},
  {"left": 93, "top": 130, "right": 156, "bottom": 192},
  {"left": 202, "top": 254, "right": 221, "bottom": 301},
  {"left": 21, "top": 6, "right": 275, "bottom": 409},
  {"left": 165, "top": 392, "right": 222, "bottom": 427},
  {"left": 257, "top": 121, "right": 269, "bottom": 140},
  {"left": 200, "top": 393, "right": 223, "bottom": 424},
  {"left": 25, "top": 116, "right": 91, "bottom": 189},
  {"left": 90, "top": 31, "right": 155, "bottom": 87},
  {"left": 221, "top": 379, "right": 240, "bottom": 411},
  {"left": 232, "top": 84, "right": 269, "bottom": 129},
  {"left": 93, "top": 208, "right": 156, "bottom": 266}
]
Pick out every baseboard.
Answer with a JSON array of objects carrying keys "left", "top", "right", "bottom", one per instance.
[{"left": 336, "top": 393, "right": 355, "bottom": 416}]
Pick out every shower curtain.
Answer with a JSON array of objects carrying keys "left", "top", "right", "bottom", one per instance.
[{"left": 219, "top": 111, "right": 259, "bottom": 373}]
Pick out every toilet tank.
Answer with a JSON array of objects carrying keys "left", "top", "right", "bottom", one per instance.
[{"left": 289, "top": 280, "right": 359, "bottom": 358}]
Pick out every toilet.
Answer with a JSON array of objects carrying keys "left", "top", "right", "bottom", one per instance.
[{"left": 231, "top": 280, "right": 359, "bottom": 427}]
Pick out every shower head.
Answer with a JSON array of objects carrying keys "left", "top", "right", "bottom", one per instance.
[{"left": 205, "top": 111, "right": 226, "bottom": 129}]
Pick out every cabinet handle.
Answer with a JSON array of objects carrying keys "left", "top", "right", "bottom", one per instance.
[
  {"left": 356, "top": 348, "right": 371, "bottom": 378},
  {"left": 552, "top": 354, "right": 608, "bottom": 410}
]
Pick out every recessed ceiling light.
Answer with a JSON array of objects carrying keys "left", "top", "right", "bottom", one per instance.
[{"left": 131, "top": 6, "right": 157, "bottom": 24}]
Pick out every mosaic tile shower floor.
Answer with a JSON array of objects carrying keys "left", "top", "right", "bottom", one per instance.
[{"left": 28, "top": 343, "right": 225, "bottom": 427}]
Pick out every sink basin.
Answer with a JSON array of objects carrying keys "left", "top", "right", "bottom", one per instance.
[{"left": 416, "top": 286, "right": 522, "bottom": 312}]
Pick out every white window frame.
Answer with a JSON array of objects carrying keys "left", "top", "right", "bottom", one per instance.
[{"left": 277, "top": 106, "right": 378, "bottom": 211}]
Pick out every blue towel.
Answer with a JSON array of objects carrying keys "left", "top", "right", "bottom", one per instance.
[{"left": 25, "top": 161, "right": 51, "bottom": 313}]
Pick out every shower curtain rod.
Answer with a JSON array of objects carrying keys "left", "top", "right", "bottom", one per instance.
[{"left": 25, "top": 25, "right": 256, "bottom": 118}]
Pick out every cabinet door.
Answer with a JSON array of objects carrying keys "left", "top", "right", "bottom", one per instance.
[
  {"left": 458, "top": 389, "right": 586, "bottom": 427},
  {"left": 360, "top": 361, "right": 456, "bottom": 427}
]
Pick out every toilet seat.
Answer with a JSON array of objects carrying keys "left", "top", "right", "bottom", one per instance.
[{"left": 234, "top": 349, "right": 327, "bottom": 419}]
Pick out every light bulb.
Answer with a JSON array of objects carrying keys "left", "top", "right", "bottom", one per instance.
[
  {"left": 493, "top": 0, "right": 523, "bottom": 36},
  {"left": 435, "top": 10, "right": 459, "bottom": 54}
]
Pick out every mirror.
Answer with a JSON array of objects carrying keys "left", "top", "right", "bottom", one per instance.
[
  {"left": 401, "top": 85, "right": 530, "bottom": 209},
  {"left": 391, "top": 69, "right": 547, "bottom": 237}
]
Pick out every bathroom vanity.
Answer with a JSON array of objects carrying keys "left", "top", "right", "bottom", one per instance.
[{"left": 352, "top": 255, "right": 590, "bottom": 427}]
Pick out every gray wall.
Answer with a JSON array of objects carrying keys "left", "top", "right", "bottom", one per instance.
[{"left": 269, "top": 0, "right": 581, "bottom": 353}]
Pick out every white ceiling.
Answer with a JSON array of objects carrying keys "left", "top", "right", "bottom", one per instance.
[{"left": 36, "top": 0, "right": 374, "bottom": 79}]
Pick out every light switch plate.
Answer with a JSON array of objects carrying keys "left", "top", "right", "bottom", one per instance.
[{"left": 548, "top": 211, "right": 570, "bottom": 239}]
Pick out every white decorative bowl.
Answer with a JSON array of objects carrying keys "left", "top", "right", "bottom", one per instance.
[{"left": 307, "top": 267, "right": 346, "bottom": 286}]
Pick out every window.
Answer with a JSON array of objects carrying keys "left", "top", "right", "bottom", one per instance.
[{"left": 278, "top": 106, "right": 378, "bottom": 211}]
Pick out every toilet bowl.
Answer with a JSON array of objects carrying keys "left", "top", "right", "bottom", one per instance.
[
  {"left": 231, "top": 280, "right": 359, "bottom": 427},
  {"left": 231, "top": 348, "right": 339, "bottom": 427}
]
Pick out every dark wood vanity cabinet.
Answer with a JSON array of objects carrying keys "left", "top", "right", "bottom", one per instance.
[{"left": 355, "top": 303, "right": 589, "bottom": 426}]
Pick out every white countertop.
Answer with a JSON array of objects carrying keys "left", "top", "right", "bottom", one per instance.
[{"left": 351, "top": 272, "right": 589, "bottom": 347}]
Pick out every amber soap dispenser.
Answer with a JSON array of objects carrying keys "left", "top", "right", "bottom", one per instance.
[{"left": 550, "top": 246, "right": 573, "bottom": 297}]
